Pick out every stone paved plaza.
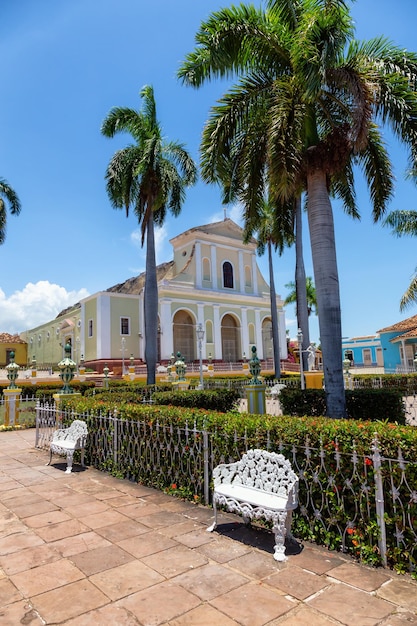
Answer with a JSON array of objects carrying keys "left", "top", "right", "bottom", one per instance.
[{"left": 0, "top": 429, "right": 416, "bottom": 625}]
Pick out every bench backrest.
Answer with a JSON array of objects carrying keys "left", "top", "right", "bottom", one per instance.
[
  {"left": 55, "top": 420, "right": 88, "bottom": 444},
  {"left": 233, "top": 449, "right": 298, "bottom": 498}
]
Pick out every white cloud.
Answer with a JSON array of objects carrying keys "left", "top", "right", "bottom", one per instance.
[
  {"left": 130, "top": 224, "right": 169, "bottom": 265},
  {"left": 209, "top": 203, "right": 243, "bottom": 226},
  {"left": 0, "top": 281, "right": 89, "bottom": 334}
]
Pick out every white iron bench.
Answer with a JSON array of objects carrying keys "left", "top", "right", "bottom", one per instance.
[
  {"left": 207, "top": 449, "right": 299, "bottom": 561},
  {"left": 47, "top": 420, "right": 88, "bottom": 474}
]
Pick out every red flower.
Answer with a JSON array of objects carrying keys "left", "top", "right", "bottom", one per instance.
[
  {"left": 365, "top": 458, "right": 372, "bottom": 466},
  {"left": 171, "top": 483, "right": 177, "bottom": 490}
]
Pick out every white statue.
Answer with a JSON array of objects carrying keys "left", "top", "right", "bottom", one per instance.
[{"left": 306, "top": 344, "right": 316, "bottom": 371}]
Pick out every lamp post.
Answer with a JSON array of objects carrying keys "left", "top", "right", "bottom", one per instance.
[
  {"left": 414, "top": 352, "right": 417, "bottom": 372},
  {"left": 298, "top": 328, "right": 305, "bottom": 390},
  {"left": 196, "top": 323, "right": 205, "bottom": 390}
]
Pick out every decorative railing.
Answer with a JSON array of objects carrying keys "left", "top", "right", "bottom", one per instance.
[{"left": 35, "top": 401, "right": 416, "bottom": 573}]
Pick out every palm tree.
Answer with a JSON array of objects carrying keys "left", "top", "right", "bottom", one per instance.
[
  {"left": 178, "top": 0, "right": 417, "bottom": 417},
  {"left": 244, "top": 197, "right": 294, "bottom": 379},
  {"left": 0, "top": 178, "right": 21, "bottom": 244},
  {"left": 101, "top": 86, "right": 197, "bottom": 384},
  {"left": 285, "top": 276, "right": 317, "bottom": 317},
  {"left": 384, "top": 210, "right": 417, "bottom": 311}
]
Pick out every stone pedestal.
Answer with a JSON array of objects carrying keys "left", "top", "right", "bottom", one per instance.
[
  {"left": 246, "top": 384, "right": 266, "bottom": 415},
  {"left": 3, "top": 389, "right": 22, "bottom": 427}
]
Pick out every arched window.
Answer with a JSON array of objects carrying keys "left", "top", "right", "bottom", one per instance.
[
  {"left": 245, "top": 265, "right": 252, "bottom": 288},
  {"left": 248, "top": 323, "right": 255, "bottom": 345},
  {"left": 223, "top": 261, "right": 234, "bottom": 289},
  {"left": 205, "top": 320, "right": 213, "bottom": 343},
  {"left": 202, "top": 257, "right": 211, "bottom": 282}
]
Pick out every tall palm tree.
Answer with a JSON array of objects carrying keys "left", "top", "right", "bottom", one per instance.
[
  {"left": 384, "top": 210, "right": 417, "bottom": 311},
  {"left": 0, "top": 178, "right": 21, "bottom": 245},
  {"left": 178, "top": 0, "right": 417, "bottom": 417},
  {"left": 101, "top": 86, "right": 197, "bottom": 384},
  {"left": 244, "top": 197, "right": 294, "bottom": 379},
  {"left": 285, "top": 276, "right": 317, "bottom": 317}
]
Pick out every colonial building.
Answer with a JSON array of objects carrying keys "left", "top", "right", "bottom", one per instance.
[
  {"left": 20, "top": 219, "right": 288, "bottom": 372},
  {"left": 0, "top": 333, "right": 27, "bottom": 367},
  {"left": 342, "top": 314, "right": 417, "bottom": 373}
]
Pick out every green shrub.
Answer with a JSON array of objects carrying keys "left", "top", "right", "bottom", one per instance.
[
  {"left": 152, "top": 388, "right": 240, "bottom": 412},
  {"left": 280, "top": 388, "right": 405, "bottom": 423}
]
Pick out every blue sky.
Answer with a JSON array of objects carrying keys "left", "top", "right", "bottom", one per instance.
[{"left": 0, "top": 0, "right": 416, "bottom": 344}]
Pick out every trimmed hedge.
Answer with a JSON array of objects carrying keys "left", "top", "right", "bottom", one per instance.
[{"left": 279, "top": 388, "right": 405, "bottom": 423}]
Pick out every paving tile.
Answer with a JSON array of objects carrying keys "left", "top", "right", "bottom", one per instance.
[
  {"left": 0, "top": 599, "right": 44, "bottom": 626},
  {"left": 90, "top": 559, "right": 165, "bottom": 600},
  {"left": 31, "top": 579, "right": 109, "bottom": 623},
  {"left": 0, "top": 530, "right": 44, "bottom": 555},
  {"left": 196, "top": 535, "right": 252, "bottom": 563},
  {"left": 95, "top": 518, "right": 150, "bottom": 542},
  {"left": 142, "top": 545, "right": 208, "bottom": 578},
  {"left": 34, "top": 518, "right": 89, "bottom": 542},
  {"left": 173, "top": 527, "right": 216, "bottom": 548},
  {"left": 116, "top": 501, "right": 163, "bottom": 519},
  {"left": 265, "top": 565, "right": 329, "bottom": 600},
  {"left": 0, "top": 543, "right": 61, "bottom": 575},
  {"left": 10, "top": 558, "right": 84, "bottom": 596},
  {"left": 135, "top": 510, "right": 186, "bottom": 529},
  {"left": 158, "top": 519, "right": 205, "bottom": 539},
  {"left": 168, "top": 603, "right": 240, "bottom": 625},
  {"left": 49, "top": 530, "right": 111, "bottom": 557},
  {"left": 61, "top": 499, "right": 110, "bottom": 518},
  {"left": 227, "top": 551, "right": 281, "bottom": 580},
  {"left": 328, "top": 561, "right": 391, "bottom": 591},
  {"left": 172, "top": 562, "right": 248, "bottom": 600},
  {"left": 79, "top": 508, "right": 129, "bottom": 529},
  {"left": 24, "top": 509, "right": 71, "bottom": 528},
  {"left": 210, "top": 581, "right": 296, "bottom": 626},
  {"left": 118, "top": 530, "right": 177, "bottom": 558},
  {"left": 10, "top": 499, "right": 58, "bottom": 519},
  {"left": 115, "top": 579, "right": 201, "bottom": 625},
  {"left": 0, "top": 480, "right": 21, "bottom": 492},
  {"left": 378, "top": 612, "right": 417, "bottom": 626},
  {"left": 102, "top": 494, "right": 138, "bottom": 508},
  {"left": 60, "top": 603, "right": 140, "bottom": 625},
  {"left": 376, "top": 578, "right": 417, "bottom": 613},
  {"left": 70, "top": 544, "right": 135, "bottom": 576},
  {"left": 0, "top": 577, "right": 22, "bottom": 605},
  {"left": 269, "top": 605, "right": 342, "bottom": 625},
  {"left": 289, "top": 546, "right": 346, "bottom": 574},
  {"left": 308, "top": 582, "right": 395, "bottom": 625}
]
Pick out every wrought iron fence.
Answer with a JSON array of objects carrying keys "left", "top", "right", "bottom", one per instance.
[{"left": 35, "top": 401, "right": 416, "bottom": 572}]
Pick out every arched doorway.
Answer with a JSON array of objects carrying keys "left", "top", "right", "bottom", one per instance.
[
  {"left": 173, "top": 310, "right": 195, "bottom": 361},
  {"left": 221, "top": 314, "right": 240, "bottom": 362}
]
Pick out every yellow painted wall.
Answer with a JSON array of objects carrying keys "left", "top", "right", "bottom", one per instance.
[{"left": 0, "top": 343, "right": 27, "bottom": 367}]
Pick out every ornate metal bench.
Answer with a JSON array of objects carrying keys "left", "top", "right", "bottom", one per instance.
[
  {"left": 207, "top": 449, "right": 299, "bottom": 561},
  {"left": 47, "top": 420, "right": 88, "bottom": 474}
]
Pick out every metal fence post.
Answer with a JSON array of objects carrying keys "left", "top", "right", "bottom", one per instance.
[
  {"left": 371, "top": 434, "right": 387, "bottom": 566},
  {"left": 35, "top": 399, "right": 40, "bottom": 447},
  {"left": 203, "top": 429, "right": 210, "bottom": 506}
]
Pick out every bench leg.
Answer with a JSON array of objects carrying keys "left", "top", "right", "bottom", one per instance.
[
  {"left": 272, "top": 511, "right": 288, "bottom": 562},
  {"left": 207, "top": 496, "right": 218, "bottom": 532},
  {"left": 285, "top": 510, "right": 295, "bottom": 542},
  {"left": 65, "top": 450, "right": 74, "bottom": 474},
  {"left": 80, "top": 447, "right": 85, "bottom": 468}
]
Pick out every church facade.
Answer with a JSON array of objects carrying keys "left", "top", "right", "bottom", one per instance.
[{"left": 20, "top": 219, "right": 288, "bottom": 372}]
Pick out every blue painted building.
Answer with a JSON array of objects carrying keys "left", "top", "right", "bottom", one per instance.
[{"left": 342, "top": 314, "right": 417, "bottom": 372}]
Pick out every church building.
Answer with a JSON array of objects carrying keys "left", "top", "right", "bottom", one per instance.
[{"left": 20, "top": 218, "right": 288, "bottom": 372}]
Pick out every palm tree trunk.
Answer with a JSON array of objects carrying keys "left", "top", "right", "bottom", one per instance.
[
  {"left": 295, "top": 195, "right": 310, "bottom": 372},
  {"left": 144, "top": 212, "right": 158, "bottom": 385},
  {"left": 268, "top": 240, "right": 281, "bottom": 379},
  {"left": 307, "top": 170, "right": 346, "bottom": 418}
]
